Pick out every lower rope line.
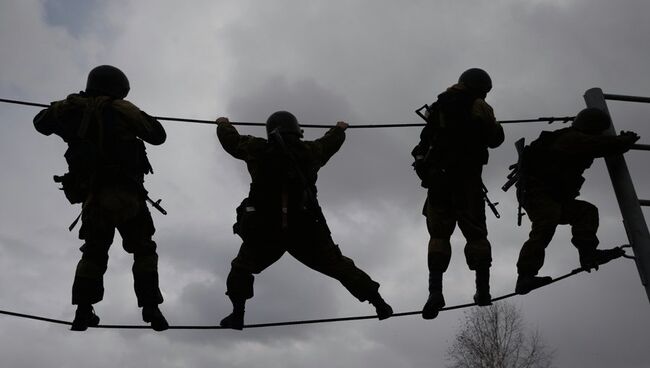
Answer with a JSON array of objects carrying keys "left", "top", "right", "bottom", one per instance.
[{"left": 2, "top": 256, "right": 628, "bottom": 330}]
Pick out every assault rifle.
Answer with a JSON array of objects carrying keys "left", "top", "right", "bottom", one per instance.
[
  {"left": 482, "top": 184, "right": 500, "bottom": 219},
  {"left": 501, "top": 137, "right": 526, "bottom": 226},
  {"left": 415, "top": 104, "right": 431, "bottom": 123},
  {"left": 145, "top": 193, "right": 167, "bottom": 215}
]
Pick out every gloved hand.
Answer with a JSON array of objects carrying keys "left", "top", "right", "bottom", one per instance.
[
  {"left": 215, "top": 116, "right": 230, "bottom": 126},
  {"left": 619, "top": 130, "right": 640, "bottom": 144}
]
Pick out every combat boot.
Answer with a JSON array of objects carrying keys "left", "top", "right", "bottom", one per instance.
[
  {"left": 220, "top": 298, "right": 245, "bottom": 330},
  {"left": 515, "top": 274, "right": 552, "bottom": 295},
  {"left": 70, "top": 304, "right": 100, "bottom": 331},
  {"left": 422, "top": 272, "right": 445, "bottom": 319},
  {"left": 142, "top": 305, "right": 169, "bottom": 331},
  {"left": 473, "top": 267, "right": 492, "bottom": 306},
  {"left": 579, "top": 247, "right": 625, "bottom": 272},
  {"left": 368, "top": 292, "right": 393, "bottom": 320}
]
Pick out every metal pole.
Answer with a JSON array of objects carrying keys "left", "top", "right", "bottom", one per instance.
[
  {"left": 584, "top": 87, "right": 650, "bottom": 304},
  {"left": 603, "top": 93, "right": 650, "bottom": 104}
]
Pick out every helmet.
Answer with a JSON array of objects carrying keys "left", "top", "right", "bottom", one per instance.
[
  {"left": 458, "top": 68, "right": 492, "bottom": 96},
  {"left": 85, "top": 65, "right": 130, "bottom": 99},
  {"left": 266, "top": 111, "right": 303, "bottom": 138},
  {"left": 572, "top": 108, "right": 611, "bottom": 133}
]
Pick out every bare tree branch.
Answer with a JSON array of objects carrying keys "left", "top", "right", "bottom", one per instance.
[{"left": 446, "top": 302, "right": 555, "bottom": 368}]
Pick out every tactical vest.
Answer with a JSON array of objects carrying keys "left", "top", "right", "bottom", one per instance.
[
  {"left": 247, "top": 142, "right": 318, "bottom": 212},
  {"left": 57, "top": 103, "right": 152, "bottom": 204},
  {"left": 521, "top": 128, "right": 593, "bottom": 200},
  {"left": 421, "top": 90, "right": 488, "bottom": 175}
]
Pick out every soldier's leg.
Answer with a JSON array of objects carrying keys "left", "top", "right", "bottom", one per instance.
[
  {"left": 456, "top": 182, "right": 492, "bottom": 306},
  {"left": 221, "top": 235, "right": 285, "bottom": 330},
  {"left": 118, "top": 203, "right": 167, "bottom": 331},
  {"left": 515, "top": 194, "right": 562, "bottom": 294},
  {"left": 422, "top": 195, "right": 455, "bottom": 319},
  {"left": 564, "top": 200, "right": 620, "bottom": 270},
  {"left": 71, "top": 207, "right": 115, "bottom": 331},
  {"left": 287, "top": 221, "right": 392, "bottom": 320}
]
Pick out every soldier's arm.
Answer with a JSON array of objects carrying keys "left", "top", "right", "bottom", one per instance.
[
  {"left": 112, "top": 100, "right": 166, "bottom": 145},
  {"left": 554, "top": 131, "right": 639, "bottom": 158},
  {"left": 554, "top": 130, "right": 640, "bottom": 158},
  {"left": 309, "top": 122, "right": 347, "bottom": 166},
  {"left": 215, "top": 117, "right": 266, "bottom": 160},
  {"left": 33, "top": 98, "right": 70, "bottom": 136},
  {"left": 472, "top": 99, "right": 504, "bottom": 148}
]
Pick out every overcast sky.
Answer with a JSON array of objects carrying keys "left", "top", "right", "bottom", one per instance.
[{"left": 1, "top": 0, "right": 650, "bottom": 367}]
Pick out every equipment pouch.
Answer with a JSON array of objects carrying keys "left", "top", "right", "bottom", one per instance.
[
  {"left": 233, "top": 197, "right": 259, "bottom": 239},
  {"left": 53, "top": 172, "right": 90, "bottom": 204}
]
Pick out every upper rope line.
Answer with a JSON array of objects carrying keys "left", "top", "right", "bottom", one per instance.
[
  {"left": 0, "top": 97, "right": 574, "bottom": 128},
  {"left": 0, "top": 247, "right": 631, "bottom": 330}
]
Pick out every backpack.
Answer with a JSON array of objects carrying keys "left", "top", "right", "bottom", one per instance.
[{"left": 54, "top": 104, "right": 152, "bottom": 204}]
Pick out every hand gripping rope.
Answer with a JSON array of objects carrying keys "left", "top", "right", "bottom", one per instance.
[{"left": 0, "top": 246, "right": 633, "bottom": 330}]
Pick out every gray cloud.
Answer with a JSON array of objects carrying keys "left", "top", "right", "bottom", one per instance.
[{"left": 1, "top": 0, "right": 650, "bottom": 367}]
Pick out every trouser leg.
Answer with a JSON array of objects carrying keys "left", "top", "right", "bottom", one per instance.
[
  {"left": 72, "top": 248, "right": 110, "bottom": 305},
  {"left": 119, "top": 205, "right": 163, "bottom": 307},
  {"left": 226, "top": 236, "right": 285, "bottom": 301},
  {"left": 221, "top": 231, "right": 285, "bottom": 330},
  {"left": 565, "top": 200, "right": 599, "bottom": 252},
  {"left": 288, "top": 220, "right": 392, "bottom": 319},
  {"left": 73, "top": 210, "right": 115, "bottom": 306},
  {"left": 424, "top": 195, "right": 455, "bottom": 274},
  {"left": 288, "top": 224, "right": 380, "bottom": 302},
  {"left": 516, "top": 196, "right": 562, "bottom": 276}
]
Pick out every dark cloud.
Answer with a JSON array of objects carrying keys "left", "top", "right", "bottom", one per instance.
[
  {"left": 2, "top": 0, "right": 650, "bottom": 367},
  {"left": 43, "top": 0, "right": 107, "bottom": 36}
]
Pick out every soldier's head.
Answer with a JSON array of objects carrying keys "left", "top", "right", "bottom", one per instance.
[
  {"left": 572, "top": 108, "right": 611, "bottom": 134},
  {"left": 85, "top": 65, "right": 130, "bottom": 99},
  {"left": 266, "top": 111, "right": 304, "bottom": 140},
  {"left": 458, "top": 68, "right": 492, "bottom": 98}
]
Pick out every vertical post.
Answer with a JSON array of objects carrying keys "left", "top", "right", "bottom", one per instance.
[{"left": 584, "top": 88, "right": 650, "bottom": 304}]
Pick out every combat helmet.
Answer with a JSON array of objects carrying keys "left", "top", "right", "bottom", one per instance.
[
  {"left": 85, "top": 65, "right": 130, "bottom": 99},
  {"left": 572, "top": 108, "right": 611, "bottom": 134},
  {"left": 458, "top": 68, "right": 492, "bottom": 97},
  {"left": 266, "top": 111, "right": 303, "bottom": 138}
]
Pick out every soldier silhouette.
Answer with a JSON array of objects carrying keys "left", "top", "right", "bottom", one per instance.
[
  {"left": 216, "top": 111, "right": 393, "bottom": 330},
  {"left": 34, "top": 65, "right": 169, "bottom": 331},
  {"left": 514, "top": 108, "right": 640, "bottom": 294},
  {"left": 412, "top": 68, "right": 504, "bottom": 319}
]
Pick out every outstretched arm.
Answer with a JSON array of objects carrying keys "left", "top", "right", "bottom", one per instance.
[
  {"left": 554, "top": 130, "right": 640, "bottom": 158},
  {"left": 215, "top": 116, "right": 266, "bottom": 160},
  {"left": 112, "top": 100, "right": 166, "bottom": 145},
  {"left": 309, "top": 121, "right": 347, "bottom": 166}
]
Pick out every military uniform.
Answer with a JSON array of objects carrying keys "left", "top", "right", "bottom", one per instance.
[
  {"left": 517, "top": 126, "right": 637, "bottom": 279},
  {"left": 217, "top": 116, "right": 391, "bottom": 329},
  {"left": 34, "top": 92, "right": 167, "bottom": 328},
  {"left": 412, "top": 82, "right": 504, "bottom": 316}
]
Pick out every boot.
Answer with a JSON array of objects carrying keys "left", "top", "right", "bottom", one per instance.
[
  {"left": 368, "top": 293, "right": 393, "bottom": 320},
  {"left": 579, "top": 247, "right": 625, "bottom": 272},
  {"left": 70, "top": 304, "right": 100, "bottom": 331},
  {"left": 422, "top": 272, "right": 445, "bottom": 320},
  {"left": 220, "top": 298, "right": 245, "bottom": 330},
  {"left": 515, "top": 274, "right": 552, "bottom": 295},
  {"left": 142, "top": 305, "right": 169, "bottom": 332},
  {"left": 473, "top": 267, "right": 492, "bottom": 306}
]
